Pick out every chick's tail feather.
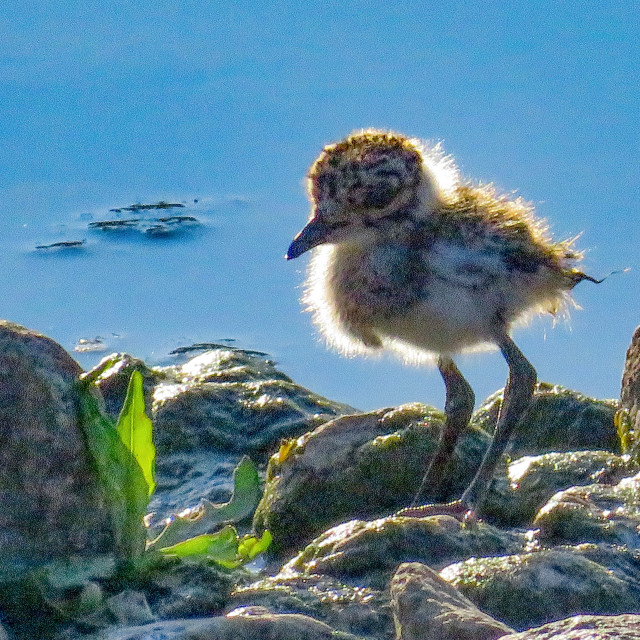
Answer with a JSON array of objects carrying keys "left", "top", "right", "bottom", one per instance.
[{"left": 570, "top": 267, "right": 630, "bottom": 288}]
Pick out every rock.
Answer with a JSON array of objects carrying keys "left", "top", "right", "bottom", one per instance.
[
  {"left": 105, "top": 590, "right": 154, "bottom": 626},
  {"left": 83, "top": 353, "right": 162, "bottom": 420},
  {"left": 0, "top": 321, "right": 114, "bottom": 579},
  {"left": 440, "top": 548, "right": 640, "bottom": 630},
  {"left": 148, "top": 450, "right": 242, "bottom": 525},
  {"left": 565, "top": 542, "right": 640, "bottom": 587},
  {"left": 533, "top": 472, "right": 640, "bottom": 546},
  {"left": 230, "top": 516, "right": 520, "bottom": 640},
  {"left": 390, "top": 562, "right": 513, "bottom": 640},
  {"left": 253, "top": 404, "right": 490, "bottom": 555},
  {"left": 232, "top": 573, "right": 391, "bottom": 640},
  {"left": 6, "top": 324, "right": 637, "bottom": 639},
  {"left": 621, "top": 325, "right": 640, "bottom": 445},
  {"left": 85, "top": 609, "right": 350, "bottom": 640},
  {"left": 84, "top": 348, "right": 355, "bottom": 527},
  {"left": 283, "top": 515, "right": 523, "bottom": 590},
  {"left": 152, "top": 349, "right": 354, "bottom": 459},
  {"left": 472, "top": 383, "right": 620, "bottom": 457},
  {"left": 500, "top": 613, "right": 640, "bottom": 639},
  {"left": 482, "top": 450, "right": 635, "bottom": 527},
  {"left": 85, "top": 348, "right": 354, "bottom": 460},
  {"left": 132, "top": 555, "right": 237, "bottom": 620}
]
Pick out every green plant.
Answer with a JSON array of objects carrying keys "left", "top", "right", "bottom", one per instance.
[
  {"left": 615, "top": 408, "right": 638, "bottom": 462},
  {"left": 78, "top": 371, "right": 270, "bottom": 568},
  {"left": 158, "top": 526, "right": 272, "bottom": 569}
]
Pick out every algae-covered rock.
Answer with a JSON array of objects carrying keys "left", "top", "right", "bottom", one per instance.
[
  {"left": 563, "top": 542, "right": 640, "bottom": 587},
  {"left": 621, "top": 324, "right": 640, "bottom": 451},
  {"left": 482, "top": 450, "right": 635, "bottom": 527},
  {"left": 390, "top": 562, "right": 514, "bottom": 640},
  {"left": 232, "top": 516, "right": 520, "bottom": 640},
  {"left": 0, "top": 321, "right": 114, "bottom": 578},
  {"left": 253, "top": 404, "right": 491, "bottom": 555},
  {"left": 148, "top": 450, "right": 242, "bottom": 525},
  {"left": 83, "top": 609, "right": 351, "bottom": 640},
  {"left": 472, "top": 383, "right": 620, "bottom": 457},
  {"left": 140, "top": 348, "right": 352, "bottom": 459},
  {"left": 232, "top": 573, "right": 391, "bottom": 640},
  {"left": 440, "top": 548, "right": 640, "bottom": 631},
  {"left": 533, "top": 472, "right": 640, "bottom": 546},
  {"left": 84, "top": 348, "right": 355, "bottom": 524},
  {"left": 123, "top": 554, "right": 237, "bottom": 620},
  {"left": 283, "top": 515, "right": 523, "bottom": 590},
  {"left": 390, "top": 562, "right": 513, "bottom": 640},
  {"left": 501, "top": 614, "right": 640, "bottom": 640}
]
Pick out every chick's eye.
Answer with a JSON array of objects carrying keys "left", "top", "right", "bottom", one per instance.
[{"left": 362, "top": 183, "right": 401, "bottom": 208}]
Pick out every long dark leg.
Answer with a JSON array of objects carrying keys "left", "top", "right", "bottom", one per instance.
[
  {"left": 460, "top": 334, "right": 536, "bottom": 510},
  {"left": 410, "top": 356, "right": 475, "bottom": 505}
]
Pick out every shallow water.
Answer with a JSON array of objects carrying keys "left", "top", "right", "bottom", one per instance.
[{"left": 2, "top": 1, "right": 638, "bottom": 411}]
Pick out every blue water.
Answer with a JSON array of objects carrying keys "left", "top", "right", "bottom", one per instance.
[{"left": 2, "top": 1, "right": 638, "bottom": 411}]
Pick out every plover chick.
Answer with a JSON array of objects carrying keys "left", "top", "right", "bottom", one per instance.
[{"left": 286, "top": 129, "right": 598, "bottom": 515}]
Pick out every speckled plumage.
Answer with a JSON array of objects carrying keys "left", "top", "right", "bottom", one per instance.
[
  {"left": 286, "top": 129, "right": 595, "bottom": 512},
  {"left": 292, "top": 130, "right": 585, "bottom": 361}
]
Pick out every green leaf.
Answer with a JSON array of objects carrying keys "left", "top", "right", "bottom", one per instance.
[
  {"left": 159, "top": 525, "right": 239, "bottom": 565},
  {"left": 116, "top": 370, "right": 156, "bottom": 496},
  {"left": 149, "top": 456, "right": 261, "bottom": 549},
  {"left": 76, "top": 378, "right": 149, "bottom": 561},
  {"left": 237, "top": 530, "right": 272, "bottom": 562},
  {"left": 158, "top": 526, "right": 272, "bottom": 568}
]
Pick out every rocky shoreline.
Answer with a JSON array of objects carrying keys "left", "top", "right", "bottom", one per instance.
[{"left": 0, "top": 319, "right": 639, "bottom": 639}]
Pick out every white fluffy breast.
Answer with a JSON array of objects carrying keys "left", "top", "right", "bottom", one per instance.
[{"left": 303, "top": 235, "right": 570, "bottom": 364}]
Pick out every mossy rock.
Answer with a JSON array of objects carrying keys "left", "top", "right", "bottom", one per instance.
[
  {"left": 253, "top": 404, "right": 491, "bottom": 556},
  {"left": 534, "top": 473, "right": 640, "bottom": 546},
  {"left": 85, "top": 348, "right": 354, "bottom": 461},
  {"left": 284, "top": 515, "right": 523, "bottom": 590},
  {"left": 232, "top": 572, "right": 390, "bottom": 640},
  {"left": 440, "top": 548, "right": 640, "bottom": 630},
  {"left": 82, "top": 353, "right": 163, "bottom": 420},
  {"left": 482, "top": 450, "right": 636, "bottom": 527},
  {"left": 472, "top": 382, "right": 620, "bottom": 457}
]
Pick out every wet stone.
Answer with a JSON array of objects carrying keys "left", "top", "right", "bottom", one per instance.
[
  {"left": 86, "top": 348, "right": 354, "bottom": 461},
  {"left": 482, "top": 450, "right": 636, "bottom": 527},
  {"left": 390, "top": 562, "right": 513, "bottom": 640},
  {"left": 79, "top": 609, "right": 350, "bottom": 640},
  {"left": 0, "top": 321, "right": 114, "bottom": 579},
  {"left": 621, "top": 325, "right": 640, "bottom": 448},
  {"left": 440, "top": 547, "right": 640, "bottom": 631},
  {"left": 83, "top": 353, "right": 162, "bottom": 420},
  {"left": 472, "top": 382, "right": 620, "bottom": 457},
  {"left": 231, "top": 573, "right": 392, "bottom": 640},
  {"left": 500, "top": 614, "right": 640, "bottom": 640},
  {"left": 253, "top": 404, "right": 491, "bottom": 556},
  {"left": 533, "top": 472, "right": 640, "bottom": 547},
  {"left": 283, "top": 515, "right": 524, "bottom": 590}
]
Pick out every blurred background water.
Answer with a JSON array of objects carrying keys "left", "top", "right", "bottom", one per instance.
[{"left": 1, "top": 1, "right": 638, "bottom": 411}]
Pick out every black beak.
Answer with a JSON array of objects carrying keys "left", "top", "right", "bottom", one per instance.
[{"left": 286, "top": 219, "right": 332, "bottom": 260}]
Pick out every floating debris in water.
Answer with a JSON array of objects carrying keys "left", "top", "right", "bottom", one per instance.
[
  {"left": 157, "top": 215, "right": 198, "bottom": 224},
  {"left": 145, "top": 224, "right": 170, "bottom": 237},
  {"left": 89, "top": 214, "right": 200, "bottom": 237},
  {"left": 35, "top": 240, "right": 85, "bottom": 250},
  {"left": 74, "top": 337, "right": 107, "bottom": 353},
  {"left": 144, "top": 216, "right": 200, "bottom": 236},
  {"left": 88, "top": 219, "right": 141, "bottom": 230},
  {"left": 169, "top": 342, "right": 270, "bottom": 358},
  {"left": 109, "top": 201, "right": 185, "bottom": 213}
]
